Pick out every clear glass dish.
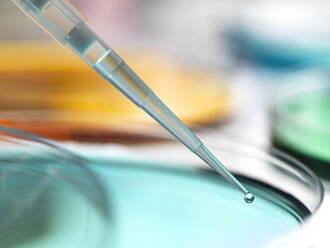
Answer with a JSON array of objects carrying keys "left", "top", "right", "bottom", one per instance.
[
  {"left": 0, "top": 126, "right": 111, "bottom": 248},
  {"left": 67, "top": 127, "right": 324, "bottom": 248},
  {"left": 0, "top": 122, "right": 323, "bottom": 247}
]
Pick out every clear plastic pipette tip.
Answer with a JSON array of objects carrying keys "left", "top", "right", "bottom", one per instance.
[{"left": 196, "top": 145, "right": 254, "bottom": 203}]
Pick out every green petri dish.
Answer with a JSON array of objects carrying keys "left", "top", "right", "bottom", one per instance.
[
  {"left": 73, "top": 133, "right": 323, "bottom": 248},
  {"left": 272, "top": 71, "right": 330, "bottom": 179},
  {"left": 0, "top": 126, "right": 111, "bottom": 248}
]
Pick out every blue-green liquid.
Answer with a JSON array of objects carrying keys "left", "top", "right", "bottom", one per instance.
[
  {"left": 0, "top": 155, "right": 309, "bottom": 248},
  {"left": 92, "top": 157, "right": 308, "bottom": 248}
]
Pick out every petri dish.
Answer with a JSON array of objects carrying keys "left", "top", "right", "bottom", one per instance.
[
  {"left": 0, "top": 40, "right": 233, "bottom": 141},
  {"left": 272, "top": 68, "right": 330, "bottom": 179},
  {"left": 227, "top": 1, "right": 330, "bottom": 69},
  {"left": 69, "top": 130, "right": 324, "bottom": 248},
  {"left": 0, "top": 126, "right": 111, "bottom": 248}
]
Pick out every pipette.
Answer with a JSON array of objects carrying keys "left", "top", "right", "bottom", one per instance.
[{"left": 12, "top": 0, "right": 254, "bottom": 203}]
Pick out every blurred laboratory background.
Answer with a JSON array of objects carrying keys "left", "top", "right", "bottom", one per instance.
[{"left": 0, "top": 0, "right": 330, "bottom": 247}]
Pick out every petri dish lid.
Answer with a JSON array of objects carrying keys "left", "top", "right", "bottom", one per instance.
[{"left": 0, "top": 126, "right": 111, "bottom": 248}]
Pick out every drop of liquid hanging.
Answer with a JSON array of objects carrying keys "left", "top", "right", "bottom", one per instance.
[{"left": 244, "top": 193, "right": 255, "bottom": 204}]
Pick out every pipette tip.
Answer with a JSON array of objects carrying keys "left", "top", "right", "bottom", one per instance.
[{"left": 244, "top": 192, "right": 254, "bottom": 204}]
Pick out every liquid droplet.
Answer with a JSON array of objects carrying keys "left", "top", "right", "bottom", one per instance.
[{"left": 244, "top": 193, "right": 254, "bottom": 204}]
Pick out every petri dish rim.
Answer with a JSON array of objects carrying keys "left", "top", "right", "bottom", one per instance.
[
  {"left": 75, "top": 126, "right": 325, "bottom": 248},
  {"left": 130, "top": 130, "right": 324, "bottom": 215},
  {"left": 67, "top": 119, "right": 325, "bottom": 218}
]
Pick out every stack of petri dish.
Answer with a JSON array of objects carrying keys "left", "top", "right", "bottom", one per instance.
[{"left": 0, "top": 124, "right": 323, "bottom": 247}]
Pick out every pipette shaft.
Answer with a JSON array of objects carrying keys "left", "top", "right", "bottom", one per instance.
[{"left": 12, "top": 0, "right": 253, "bottom": 202}]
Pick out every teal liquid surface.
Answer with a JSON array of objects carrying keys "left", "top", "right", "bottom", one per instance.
[
  {"left": 92, "top": 157, "right": 308, "bottom": 248},
  {"left": 0, "top": 154, "right": 309, "bottom": 248}
]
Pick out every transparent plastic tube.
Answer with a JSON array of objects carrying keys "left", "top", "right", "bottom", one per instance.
[{"left": 12, "top": 0, "right": 253, "bottom": 202}]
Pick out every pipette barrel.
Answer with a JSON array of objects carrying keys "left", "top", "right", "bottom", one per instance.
[{"left": 12, "top": 0, "right": 253, "bottom": 202}]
